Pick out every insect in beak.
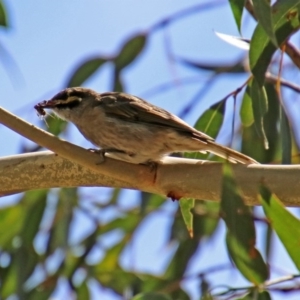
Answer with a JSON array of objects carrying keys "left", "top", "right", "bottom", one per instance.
[{"left": 34, "top": 100, "right": 57, "bottom": 116}]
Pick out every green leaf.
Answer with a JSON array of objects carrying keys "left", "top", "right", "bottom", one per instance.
[
  {"left": 96, "top": 239, "right": 126, "bottom": 272},
  {"left": 241, "top": 83, "right": 280, "bottom": 163},
  {"left": 166, "top": 211, "right": 200, "bottom": 280},
  {"left": 228, "top": 0, "right": 246, "bottom": 32},
  {"left": 194, "top": 99, "right": 226, "bottom": 138},
  {"left": 240, "top": 85, "right": 254, "bottom": 127},
  {"left": 0, "top": 1, "right": 8, "bottom": 27},
  {"left": 77, "top": 281, "right": 90, "bottom": 300},
  {"left": 8, "top": 191, "right": 49, "bottom": 289},
  {"left": 21, "top": 190, "right": 48, "bottom": 245},
  {"left": 139, "top": 193, "right": 166, "bottom": 214},
  {"left": 179, "top": 57, "right": 246, "bottom": 74},
  {"left": 45, "top": 117, "right": 68, "bottom": 136},
  {"left": 132, "top": 292, "right": 172, "bottom": 300},
  {"left": 114, "top": 34, "right": 147, "bottom": 71},
  {"left": 185, "top": 99, "right": 225, "bottom": 160},
  {"left": 0, "top": 205, "right": 25, "bottom": 248},
  {"left": 66, "top": 57, "right": 107, "bottom": 87},
  {"left": 221, "top": 165, "right": 269, "bottom": 284},
  {"left": 253, "top": 0, "right": 277, "bottom": 46},
  {"left": 47, "top": 188, "right": 77, "bottom": 254},
  {"left": 99, "top": 214, "right": 141, "bottom": 235},
  {"left": 260, "top": 185, "right": 300, "bottom": 270},
  {"left": 179, "top": 198, "right": 195, "bottom": 238},
  {"left": 0, "top": 261, "right": 17, "bottom": 298},
  {"left": 226, "top": 234, "right": 269, "bottom": 285},
  {"left": 250, "top": 79, "right": 269, "bottom": 149},
  {"left": 280, "top": 106, "right": 292, "bottom": 164},
  {"left": 193, "top": 201, "right": 220, "bottom": 238},
  {"left": 250, "top": 1, "right": 300, "bottom": 86}
]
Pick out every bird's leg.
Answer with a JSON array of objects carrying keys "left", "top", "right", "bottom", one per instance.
[
  {"left": 141, "top": 159, "right": 158, "bottom": 172},
  {"left": 88, "top": 148, "right": 129, "bottom": 164}
]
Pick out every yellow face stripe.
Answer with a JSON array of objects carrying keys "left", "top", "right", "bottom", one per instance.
[{"left": 54, "top": 96, "right": 82, "bottom": 105}]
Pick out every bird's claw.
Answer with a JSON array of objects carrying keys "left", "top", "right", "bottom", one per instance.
[{"left": 88, "top": 148, "right": 129, "bottom": 165}]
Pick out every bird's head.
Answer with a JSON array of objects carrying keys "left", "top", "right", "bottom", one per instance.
[{"left": 34, "top": 87, "right": 99, "bottom": 120}]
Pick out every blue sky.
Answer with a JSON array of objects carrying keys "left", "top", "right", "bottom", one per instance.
[{"left": 1, "top": 1, "right": 300, "bottom": 299}]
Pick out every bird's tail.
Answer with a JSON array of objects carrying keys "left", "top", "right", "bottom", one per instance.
[{"left": 206, "top": 140, "right": 258, "bottom": 164}]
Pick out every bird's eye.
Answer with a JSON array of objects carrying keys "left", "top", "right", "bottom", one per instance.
[{"left": 55, "top": 96, "right": 82, "bottom": 109}]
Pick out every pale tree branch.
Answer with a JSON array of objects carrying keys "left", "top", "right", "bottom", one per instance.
[
  {"left": 1, "top": 152, "right": 300, "bottom": 206},
  {"left": 1, "top": 106, "right": 300, "bottom": 206}
]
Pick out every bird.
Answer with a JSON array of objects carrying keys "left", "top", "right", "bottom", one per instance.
[{"left": 34, "top": 87, "right": 258, "bottom": 165}]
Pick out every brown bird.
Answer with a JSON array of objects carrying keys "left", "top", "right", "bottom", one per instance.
[{"left": 34, "top": 87, "right": 258, "bottom": 165}]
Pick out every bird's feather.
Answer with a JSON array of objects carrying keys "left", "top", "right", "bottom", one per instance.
[{"left": 97, "top": 92, "right": 213, "bottom": 142}]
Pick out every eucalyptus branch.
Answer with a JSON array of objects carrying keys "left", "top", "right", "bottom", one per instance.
[
  {"left": 265, "top": 72, "right": 300, "bottom": 93},
  {"left": 212, "top": 274, "right": 300, "bottom": 298},
  {"left": 1, "top": 106, "right": 300, "bottom": 206}
]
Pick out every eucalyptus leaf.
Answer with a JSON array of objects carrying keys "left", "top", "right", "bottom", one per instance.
[
  {"left": 228, "top": 0, "right": 245, "bottom": 32},
  {"left": 260, "top": 185, "right": 300, "bottom": 270},
  {"left": 250, "top": 1, "right": 300, "bottom": 86},
  {"left": 221, "top": 165, "right": 269, "bottom": 284},
  {"left": 67, "top": 57, "right": 107, "bottom": 87}
]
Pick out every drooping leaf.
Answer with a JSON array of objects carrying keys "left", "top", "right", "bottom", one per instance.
[
  {"left": 0, "top": 259, "right": 17, "bottom": 299},
  {"left": 20, "top": 190, "right": 47, "bottom": 245},
  {"left": 250, "top": 1, "right": 300, "bottom": 86},
  {"left": 193, "top": 201, "right": 220, "bottom": 238},
  {"left": 166, "top": 209, "right": 200, "bottom": 281},
  {"left": 280, "top": 105, "right": 292, "bottom": 164},
  {"left": 253, "top": 0, "right": 277, "bottom": 46},
  {"left": 12, "top": 191, "right": 49, "bottom": 290},
  {"left": 114, "top": 33, "right": 147, "bottom": 71},
  {"left": 250, "top": 79, "right": 269, "bottom": 149},
  {"left": 43, "top": 115, "right": 68, "bottom": 136},
  {"left": 96, "top": 240, "right": 125, "bottom": 272},
  {"left": 221, "top": 165, "right": 269, "bottom": 284},
  {"left": 0, "top": 205, "right": 25, "bottom": 248},
  {"left": 179, "top": 198, "right": 195, "bottom": 238},
  {"left": 179, "top": 56, "right": 246, "bottom": 73},
  {"left": 182, "top": 100, "right": 225, "bottom": 231},
  {"left": 260, "top": 185, "right": 300, "bottom": 270},
  {"left": 228, "top": 0, "right": 246, "bottom": 32},
  {"left": 46, "top": 188, "right": 77, "bottom": 254},
  {"left": 186, "top": 99, "right": 226, "bottom": 161},
  {"left": 264, "top": 220, "right": 274, "bottom": 264},
  {"left": 99, "top": 213, "right": 141, "bottom": 235},
  {"left": 66, "top": 57, "right": 107, "bottom": 87},
  {"left": 0, "top": 1, "right": 8, "bottom": 27},
  {"left": 77, "top": 281, "right": 90, "bottom": 300},
  {"left": 242, "top": 83, "right": 280, "bottom": 163},
  {"left": 167, "top": 202, "right": 219, "bottom": 284},
  {"left": 194, "top": 99, "right": 226, "bottom": 138},
  {"left": 226, "top": 234, "right": 269, "bottom": 285},
  {"left": 240, "top": 85, "right": 254, "bottom": 127}
]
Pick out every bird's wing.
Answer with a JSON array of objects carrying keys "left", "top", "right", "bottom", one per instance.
[{"left": 97, "top": 92, "right": 213, "bottom": 141}]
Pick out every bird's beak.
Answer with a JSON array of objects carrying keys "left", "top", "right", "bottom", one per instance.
[
  {"left": 35, "top": 99, "right": 57, "bottom": 109},
  {"left": 34, "top": 99, "right": 58, "bottom": 116}
]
